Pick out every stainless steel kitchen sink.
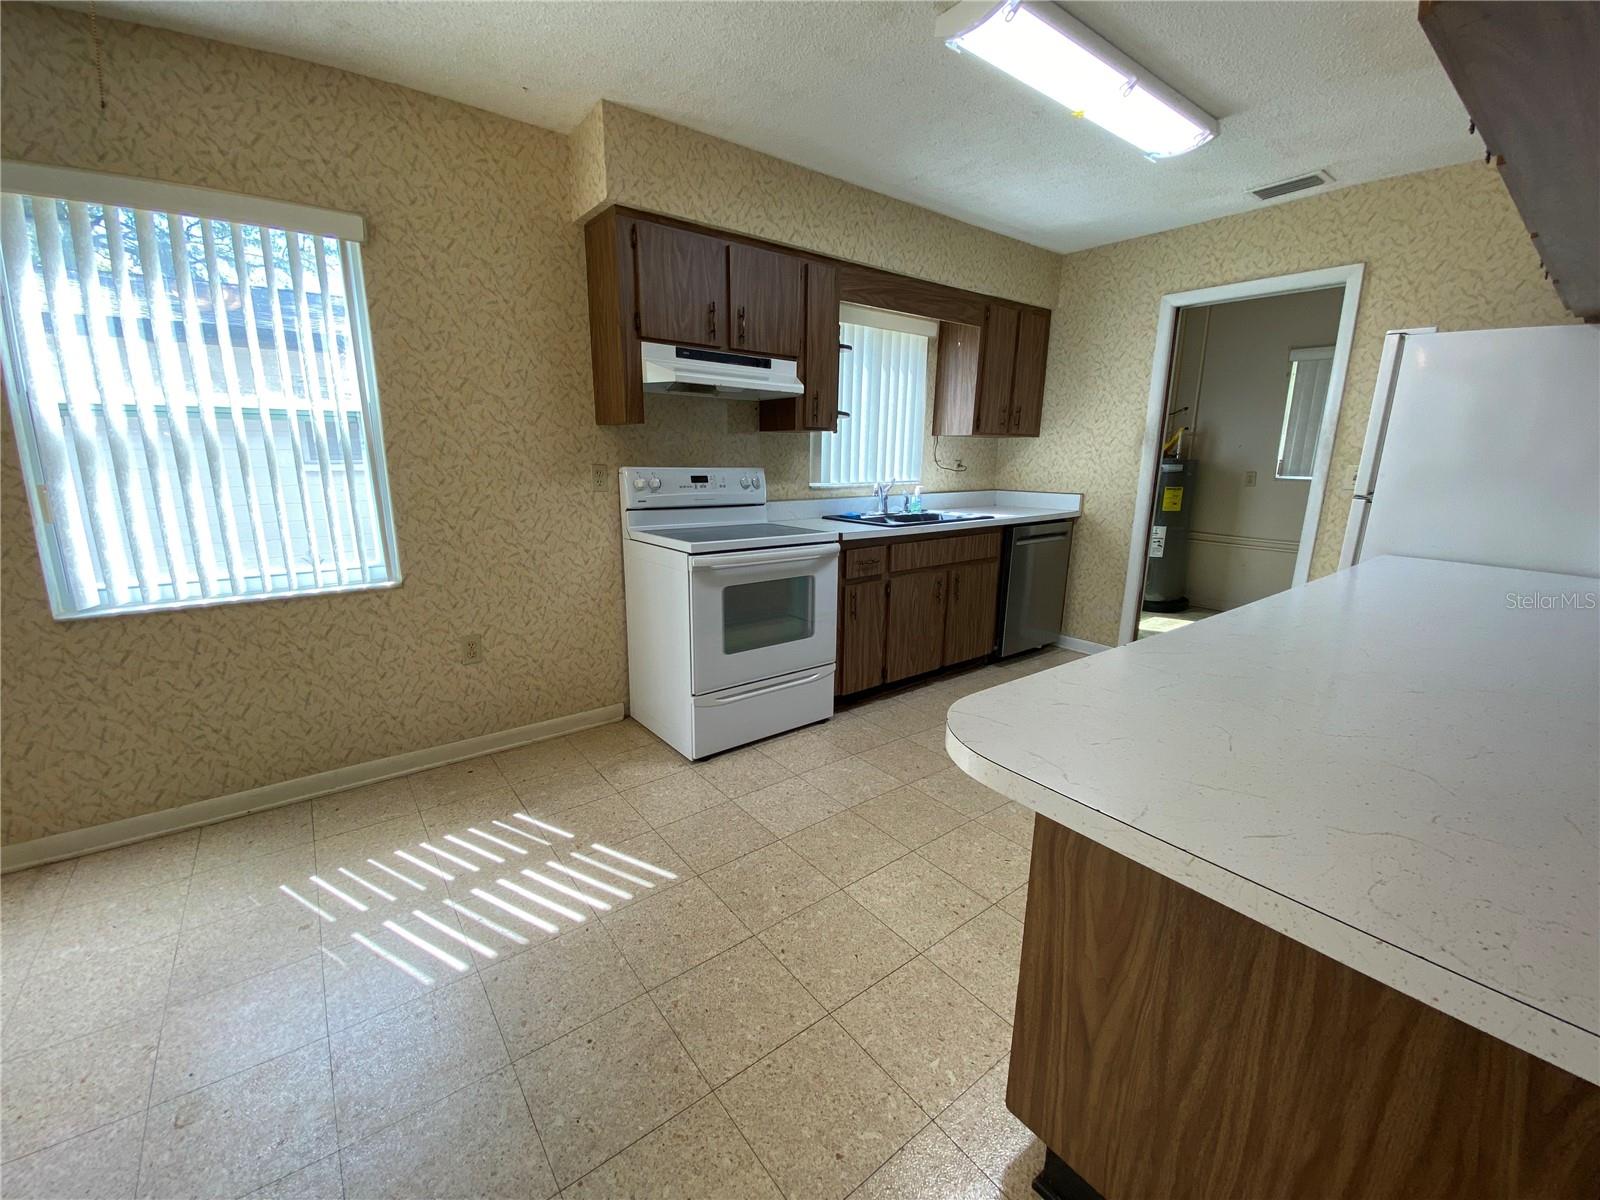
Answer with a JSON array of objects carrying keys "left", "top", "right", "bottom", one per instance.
[{"left": 824, "top": 511, "right": 995, "bottom": 527}]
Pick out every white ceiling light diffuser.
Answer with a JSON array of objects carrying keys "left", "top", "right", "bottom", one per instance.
[{"left": 937, "top": 1, "right": 1218, "bottom": 159}]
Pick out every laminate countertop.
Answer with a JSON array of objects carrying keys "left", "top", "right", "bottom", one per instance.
[
  {"left": 768, "top": 489, "right": 1080, "bottom": 542},
  {"left": 946, "top": 555, "right": 1600, "bottom": 1083}
]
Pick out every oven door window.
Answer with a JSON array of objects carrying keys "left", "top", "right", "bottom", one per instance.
[{"left": 722, "top": 575, "right": 815, "bottom": 655}]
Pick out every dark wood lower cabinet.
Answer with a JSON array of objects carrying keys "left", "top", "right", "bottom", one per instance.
[
  {"left": 943, "top": 559, "right": 999, "bottom": 665},
  {"left": 884, "top": 569, "right": 947, "bottom": 683},
  {"left": 1009, "top": 815, "right": 1600, "bottom": 1200},
  {"left": 838, "top": 530, "right": 1005, "bottom": 695},
  {"left": 837, "top": 580, "right": 886, "bottom": 694}
]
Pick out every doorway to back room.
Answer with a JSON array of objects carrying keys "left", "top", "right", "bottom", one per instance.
[{"left": 1133, "top": 282, "right": 1350, "bottom": 640}]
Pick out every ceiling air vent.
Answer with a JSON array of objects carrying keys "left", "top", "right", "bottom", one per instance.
[{"left": 1250, "top": 170, "right": 1333, "bottom": 201}]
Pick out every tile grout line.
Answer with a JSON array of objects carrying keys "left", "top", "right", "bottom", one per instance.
[
  {"left": 3, "top": 678, "right": 1038, "bottom": 1193},
  {"left": 472, "top": 947, "right": 563, "bottom": 1200}
]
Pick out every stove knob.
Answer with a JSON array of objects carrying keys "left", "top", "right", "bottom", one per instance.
[
  {"left": 632, "top": 477, "right": 645, "bottom": 491},
  {"left": 647, "top": 475, "right": 662, "bottom": 491},
  {"left": 738, "top": 476, "right": 750, "bottom": 489}
]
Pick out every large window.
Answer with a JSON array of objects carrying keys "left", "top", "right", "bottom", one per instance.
[
  {"left": 1275, "top": 345, "right": 1335, "bottom": 480},
  {"left": 810, "top": 304, "right": 936, "bottom": 488},
  {"left": 0, "top": 162, "right": 399, "bottom": 618}
]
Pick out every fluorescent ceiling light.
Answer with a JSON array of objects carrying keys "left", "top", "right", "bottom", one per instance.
[{"left": 937, "top": 1, "right": 1218, "bottom": 158}]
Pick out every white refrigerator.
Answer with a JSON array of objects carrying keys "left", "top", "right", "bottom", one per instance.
[{"left": 1340, "top": 324, "right": 1600, "bottom": 576}]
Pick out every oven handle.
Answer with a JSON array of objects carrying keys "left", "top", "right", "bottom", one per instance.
[
  {"left": 700, "top": 670, "right": 828, "bottom": 705},
  {"left": 689, "top": 544, "right": 840, "bottom": 572}
]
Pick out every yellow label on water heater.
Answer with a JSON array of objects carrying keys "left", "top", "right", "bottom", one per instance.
[{"left": 1161, "top": 486, "right": 1184, "bottom": 512}]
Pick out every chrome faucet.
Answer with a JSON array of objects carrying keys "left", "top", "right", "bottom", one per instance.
[{"left": 873, "top": 480, "right": 896, "bottom": 515}]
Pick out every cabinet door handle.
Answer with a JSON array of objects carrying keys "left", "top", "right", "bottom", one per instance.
[
  {"left": 707, "top": 301, "right": 717, "bottom": 340},
  {"left": 953, "top": 574, "right": 961, "bottom": 601},
  {"left": 850, "top": 591, "right": 857, "bottom": 619},
  {"left": 737, "top": 306, "right": 747, "bottom": 345},
  {"left": 935, "top": 578, "right": 943, "bottom": 602}
]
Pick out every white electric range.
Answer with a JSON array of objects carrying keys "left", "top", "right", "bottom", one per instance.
[{"left": 620, "top": 466, "right": 840, "bottom": 759}]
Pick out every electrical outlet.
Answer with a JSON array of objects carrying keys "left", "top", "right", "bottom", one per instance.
[
  {"left": 461, "top": 634, "right": 484, "bottom": 665},
  {"left": 591, "top": 464, "right": 608, "bottom": 492},
  {"left": 1244, "top": 470, "right": 1258, "bottom": 487}
]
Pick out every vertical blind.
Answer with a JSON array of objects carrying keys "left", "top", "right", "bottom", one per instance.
[
  {"left": 811, "top": 307, "right": 935, "bottom": 487},
  {"left": 1276, "top": 345, "right": 1335, "bottom": 480},
  {"left": 0, "top": 168, "right": 398, "bottom": 618}
]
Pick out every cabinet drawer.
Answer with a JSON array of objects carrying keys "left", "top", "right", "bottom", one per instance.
[
  {"left": 843, "top": 547, "right": 886, "bottom": 579},
  {"left": 889, "top": 530, "right": 1001, "bottom": 572}
]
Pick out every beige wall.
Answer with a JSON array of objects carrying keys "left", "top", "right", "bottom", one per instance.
[
  {"left": 1180, "top": 290, "right": 1344, "bottom": 610},
  {"left": 0, "top": 6, "right": 1057, "bottom": 843},
  {"left": 999, "top": 163, "right": 1574, "bottom": 646}
]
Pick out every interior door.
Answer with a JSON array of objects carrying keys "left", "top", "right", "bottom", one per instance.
[
  {"left": 1007, "top": 308, "right": 1050, "bottom": 436},
  {"left": 837, "top": 579, "right": 887, "bottom": 693},
  {"left": 975, "top": 303, "right": 1020, "bottom": 435},
  {"left": 634, "top": 221, "right": 728, "bottom": 349},
  {"left": 943, "top": 559, "right": 1000, "bottom": 665},
  {"left": 729, "top": 243, "right": 806, "bottom": 358},
  {"left": 884, "top": 569, "right": 947, "bottom": 683}
]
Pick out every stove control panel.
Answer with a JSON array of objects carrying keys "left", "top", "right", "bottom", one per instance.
[{"left": 620, "top": 467, "right": 765, "bottom": 508}]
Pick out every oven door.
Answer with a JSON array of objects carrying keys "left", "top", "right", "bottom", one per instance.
[{"left": 688, "top": 543, "right": 839, "bottom": 695}]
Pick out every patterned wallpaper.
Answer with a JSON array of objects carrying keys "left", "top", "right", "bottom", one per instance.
[
  {"left": 588, "top": 102, "right": 1061, "bottom": 309},
  {"left": 1000, "top": 162, "right": 1575, "bottom": 646},
  {"left": 0, "top": 6, "right": 1038, "bottom": 842}
]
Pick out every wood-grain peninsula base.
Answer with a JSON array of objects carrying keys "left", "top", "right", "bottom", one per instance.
[{"left": 1007, "top": 814, "right": 1600, "bottom": 1199}]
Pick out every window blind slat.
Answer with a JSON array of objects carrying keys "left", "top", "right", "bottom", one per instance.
[
  {"left": 201, "top": 220, "right": 276, "bottom": 589},
  {"left": 4, "top": 196, "right": 96, "bottom": 608},
  {"left": 107, "top": 209, "right": 188, "bottom": 598},
  {"left": 133, "top": 207, "right": 220, "bottom": 598},
  {"left": 229, "top": 223, "right": 298, "bottom": 589},
  {"left": 65, "top": 201, "right": 161, "bottom": 603},
  {"left": 287, "top": 234, "right": 352, "bottom": 586},
  {"left": 314, "top": 236, "right": 372, "bottom": 581},
  {"left": 169, "top": 211, "right": 247, "bottom": 594},
  {"left": 35, "top": 199, "right": 132, "bottom": 604},
  {"left": 262, "top": 226, "right": 329, "bottom": 590}
]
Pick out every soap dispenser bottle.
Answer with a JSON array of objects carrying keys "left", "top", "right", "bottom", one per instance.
[{"left": 908, "top": 486, "right": 924, "bottom": 514}]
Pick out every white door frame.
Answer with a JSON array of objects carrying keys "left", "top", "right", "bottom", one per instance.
[{"left": 1118, "top": 263, "right": 1365, "bottom": 645}]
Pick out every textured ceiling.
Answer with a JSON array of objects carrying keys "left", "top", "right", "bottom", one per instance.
[{"left": 90, "top": 1, "right": 1479, "bottom": 253}]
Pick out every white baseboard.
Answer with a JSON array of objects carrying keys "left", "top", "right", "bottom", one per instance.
[
  {"left": 1056, "top": 635, "right": 1111, "bottom": 655},
  {"left": 0, "top": 702, "right": 627, "bottom": 873}
]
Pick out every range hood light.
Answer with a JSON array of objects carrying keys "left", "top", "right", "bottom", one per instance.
[{"left": 938, "top": 1, "right": 1218, "bottom": 159}]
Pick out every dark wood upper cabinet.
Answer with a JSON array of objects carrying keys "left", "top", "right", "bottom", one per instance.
[
  {"left": 729, "top": 243, "right": 806, "bottom": 358},
  {"left": 943, "top": 559, "right": 1000, "bottom": 665},
  {"left": 884, "top": 569, "right": 948, "bottom": 683},
  {"left": 760, "top": 259, "right": 839, "bottom": 433},
  {"left": 1007, "top": 307, "right": 1050, "bottom": 437},
  {"left": 931, "top": 321, "right": 981, "bottom": 437},
  {"left": 974, "top": 303, "right": 1020, "bottom": 435},
  {"left": 633, "top": 221, "right": 727, "bottom": 349},
  {"left": 803, "top": 260, "right": 841, "bottom": 429},
  {"left": 1419, "top": 1, "right": 1599, "bottom": 320},
  {"left": 584, "top": 205, "right": 1054, "bottom": 430}
]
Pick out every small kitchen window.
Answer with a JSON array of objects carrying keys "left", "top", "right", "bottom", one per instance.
[
  {"left": 1276, "top": 345, "right": 1335, "bottom": 480},
  {"left": 0, "top": 162, "right": 400, "bottom": 619},
  {"left": 810, "top": 303, "right": 936, "bottom": 488}
]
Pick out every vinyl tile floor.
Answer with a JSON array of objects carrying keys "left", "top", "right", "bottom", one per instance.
[{"left": 0, "top": 648, "right": 1082, "bottom": 1200}]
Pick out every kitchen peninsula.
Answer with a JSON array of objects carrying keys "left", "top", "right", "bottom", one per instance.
[{"left": 947, "top": 555, "right": 1600, "bottom": 1199}]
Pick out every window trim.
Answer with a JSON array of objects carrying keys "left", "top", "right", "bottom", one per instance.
[{"left": 0, "top": 168, "right": 400, "bottom": 620}]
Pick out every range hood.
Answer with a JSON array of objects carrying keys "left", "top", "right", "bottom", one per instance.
[{"left": 641, "top": 342, "right": 804, "bottom": 401}]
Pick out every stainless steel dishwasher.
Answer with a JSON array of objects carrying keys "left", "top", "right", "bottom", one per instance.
[{"left": 998, "top": 520, "right": 1074, "bottom": 656}]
